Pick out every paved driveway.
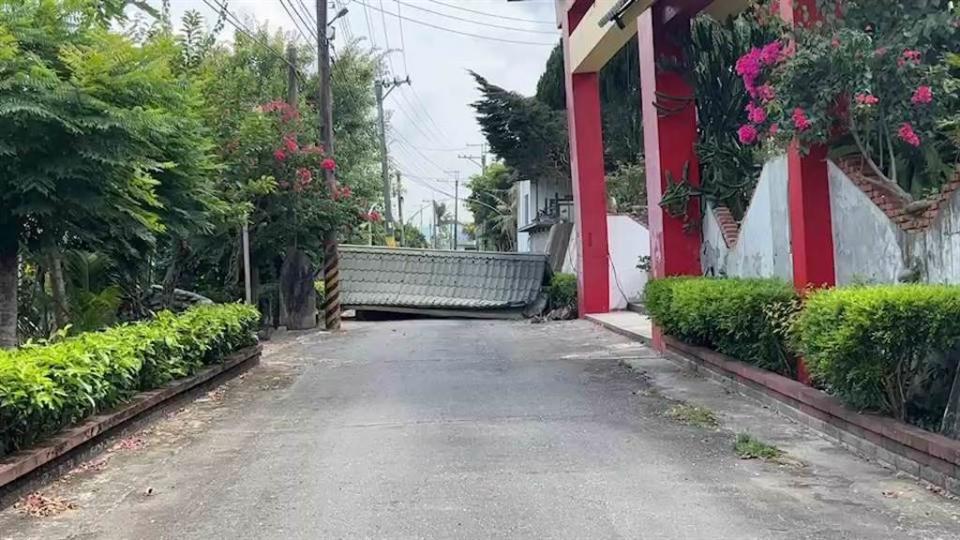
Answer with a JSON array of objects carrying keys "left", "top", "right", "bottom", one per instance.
[{"left": 1, "top": 320, "right": 958, "bottom": 539}]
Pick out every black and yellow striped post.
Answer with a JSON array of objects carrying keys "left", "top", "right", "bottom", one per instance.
[{"left": 318, "top": 0, "right": 341, "bottom": 330}]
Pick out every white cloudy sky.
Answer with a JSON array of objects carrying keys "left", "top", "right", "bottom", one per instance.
[{"left": 167, "top": 0, "right": 561, "bottom": 237}]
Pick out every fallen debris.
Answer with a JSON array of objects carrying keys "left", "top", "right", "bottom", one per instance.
[
  {"left": 110, "top": 436, "right": 146, "bottom": 452},
  {"left": 14, "top": 492, "right": 77, "bottom": 517}
]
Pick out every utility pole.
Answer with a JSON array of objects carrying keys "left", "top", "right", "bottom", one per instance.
[
  {"left": 445, "top": 170, "right": 460, "bottom": 251},
  {"left": 396, "top": 172, "right": 405, "bottom": 247},
  {"left": 375, "top": 76, "right": 410, "bottom": 245},
  {"left": 317, "top": 0, "right": 342, "bottom": 330},
  {"left": 458, "top": 142, "right": 488, "bottom": 174}
]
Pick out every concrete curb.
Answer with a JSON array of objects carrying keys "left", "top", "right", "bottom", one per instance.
[
  {"left": 587, "top": 318, "right": 960, "bottom": 496},
  {"left": 585, "top": 314, "right": 653, "bottom": 346},
  {"left": 0, "top": 344, "right": 262, "bottom": 493}
]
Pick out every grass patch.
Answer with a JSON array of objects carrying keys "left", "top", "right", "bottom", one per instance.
[
  {"left": 666, "top": 404, "right": 720, "bottom": 429},
  {"left": 734, "top": 433, "right": 783, "bottom": 460}
]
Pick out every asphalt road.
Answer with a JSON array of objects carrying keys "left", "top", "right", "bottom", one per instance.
[{"left": 1, "top": 319, "right": 958, "bottom": 539}]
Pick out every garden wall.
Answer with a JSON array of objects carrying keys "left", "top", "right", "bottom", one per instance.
[
  {"left": 563, "top": 214, "right": 650, "bottom": 309},
  {"left": 703, "top": 156, "right": 960, "bottom": 285}
]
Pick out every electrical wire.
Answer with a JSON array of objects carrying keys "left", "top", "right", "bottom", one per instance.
[
  {"left": 394, "top": 0, "right": 557, "bottom": 35},
  {"left": 202, "top": 0, "right": 307, "bottom": 82},
  {"left": 352, "top": 0, "right": 556, "bottom": 46},
  {"left": 425, "top": 0, "right": 556, "bottom": 25},
  {"left": 279, "top": 0, "right": 318, "bottom": 43},
  {"left": 394, "top": 0, "right": 409, "bottom": 74}
]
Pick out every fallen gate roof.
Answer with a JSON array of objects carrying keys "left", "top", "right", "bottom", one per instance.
[{"left": 339, "top": 245, "right": 550, "bottom": 311}]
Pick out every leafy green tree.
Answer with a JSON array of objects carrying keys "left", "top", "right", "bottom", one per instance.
[
  {"left": 470, "top": 72, "right": 570, "bottom": 188},
  {"left": 0, "top": 1, "right": 201, "bottom": 346},
  {"left": 466, "top": 163, "right": 516, "bottom": 251}
]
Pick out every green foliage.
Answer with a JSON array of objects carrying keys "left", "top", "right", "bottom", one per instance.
[
  {"left": 606, "top": 161, "right": 647, "bottom": 213},
  {"left": 470, "top": 71, "right": 570, "bottom": 187},
  {"left": 792, "top": 284, "right": 960, "bottom": 426},
  {"left": 684, "top": 12, "right": 782, "bottom": 218},
  {"left": 734, "top": 433, "right": 782, "bottom": 460},
  {"left": 742, "top": 1, "right": 959, "bottom": 198},
  {"left": 466, "top": 163, "right": 516, "bottom": 251},
  {"left": 547, "top": 273, "right": 578, "bottom": 313},
  {"left": 0, "top": 303, "right": 258, "bottom": 456},
  {"left": 666, "top": 403, "right": 720, "bottom": 429},
  {"left": 644, "top": 277, "right": 799, "bottom": 375}
]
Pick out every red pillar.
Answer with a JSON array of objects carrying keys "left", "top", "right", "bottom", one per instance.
[
  {"left": 780, "top": 0, "right": 835, "bottom": 383},
  {"left": 563, "top": 13, "right": 610, "bottom": 316},
  {"left": 638, "top": 7, "right": 702, "bottom": 348}
]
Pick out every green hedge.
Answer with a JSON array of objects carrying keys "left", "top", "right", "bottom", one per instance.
[
  {"left": 644, "top": 277, "right": 799, "bottom": 375},
  {"left": 792, "top": 285, "right": 960, "bottom": 425},
  {"left": 547, "top": 273, "right": 578, "bottom": 312},
  {"left": 0, "top": 304, "right": 259, "bottom": 457}
]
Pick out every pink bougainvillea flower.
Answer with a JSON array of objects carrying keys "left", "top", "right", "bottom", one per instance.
[
  {"left": 758, "top": 41, "right": 782, "bottom": 65},
  {"left": 283, "top": 135, "right": 299, "bottom": 153},
  {"left": 855, "top": 93, "right": 879, "bottom": 106},
  {"left": 831, "top": 36, "right": 841, "bottom": 48},
  {"left": 768, "top": 123, "right": 779, "bottom": 136},
  {"left": 756, "top": 84, "right": 776, "bottom": 103},
  {"left": 792, "top": 108, "right": 812, "bottom": 131},
  {"left": 911, "top": 85, "right": 933, "bottom": 105},
  {"left": 339, "top": 185, "right": 352, "bottom": 199},
  {"left": 735, "top": 48, "right": 763, "bottom": 87},
  {"left": 296, "top": 167, "right": 312, "bottom": 184},
  {"left": 737, "top": 124, "right": 759, "bottom": 145},
  {"left": 898, "top": 123, "right": 921, "bottom": 147},
  {"left": 781, "top": 41, "right": 797, "bottom": 61},
  {"left": 746, "top": 102, "right": 767, "bottom": 124},
  {"left": 273, "top": 149, "right": 287, "bottom": 161},
  {"left": 321, "top": 158, "right": 337, "bottom": 171},
  {"left": 898, "top": 49, "right": 922, "bottom": 67},
  {"left": 365, "top": 210, "right": 383, "bottom": 222}
]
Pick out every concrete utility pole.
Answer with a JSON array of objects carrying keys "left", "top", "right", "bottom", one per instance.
[
  {"left": 375, "top": 76, "right": 410, "bottom": 244},
  {"left": 396, "top": 172, "right": 405, "bottom": 247},
  {"left": 458, "top": 142, "right": 489, "bottom": 174},
  {"left": 317, "top": 0, "right": 342, "bottom": 330},
  {"left": 444, "top": 170, "right": 460, "bottom": 250}
]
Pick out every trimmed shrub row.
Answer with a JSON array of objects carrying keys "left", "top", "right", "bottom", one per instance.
[
  {"left": 794, "top": 285, "right": 960, "bottom": 427},
  {"left": 646, "top": 278, "right": 960, "bottom": 431},
  {"left": 0, "top": 304, "right": 259, "bottom": 457},
  {"left": 644, "top": 277, "right": 799, "bottom": 376}
]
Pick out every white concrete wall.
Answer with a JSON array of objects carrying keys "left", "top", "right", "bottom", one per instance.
[
  {"left": 828, "top": 162, "right": 905, "bottom": 285},
  {"left": 562, "top": 214, "right": 650, "bottom": 310},
  {"left": 704, "top": 155, "right": 960, "bottom": 286},
  {"left": 607, "top": 215, "right": 650, "bottom": 309},
  {"left": 910, "top": 186, "right": 960, "bottom": 284},
  {"left": 701, "top": 156, "right": 792, "bottom": 281},
  {"left": 516, "top": 180, "right": 532, "bottom": 253}
]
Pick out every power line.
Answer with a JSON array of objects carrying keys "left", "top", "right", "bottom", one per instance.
[
  {"left": 426, "top": 0, "right": 556, "bottom": 25},
  {"left": 394, "top": 0, "right": 409, "bottom": 74},
  {"left": 202, "top": 0, "right": 306, "bottom": 81},
  {"left": 279, "top": 0, "right": 318, "bottom": 43},
  {"left": 352, "top": 0, "right": 556, "bottom": 46},
  {"left": 394, "top": 0, "right": 557, "bottom": 35}
]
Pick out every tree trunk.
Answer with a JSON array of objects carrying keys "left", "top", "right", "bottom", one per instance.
[
  {"left": 47, "top": 249, "right": 69, "bottom": 331},
  {"left": 941, "top": 362, "right": 960, "bottom": 440},
  {"left": 161, "top": 238, "right": 188, "bottom": 309},
  {"left": 279, "top": 248, "right": 316, "bottom": 330},
  {"left": 0, "top": 220, "right": 18, "bottom": 349}
]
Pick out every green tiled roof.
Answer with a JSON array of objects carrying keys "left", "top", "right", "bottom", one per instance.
[{"left": 339, "top": 246, "right": 550, "bottom": 311}]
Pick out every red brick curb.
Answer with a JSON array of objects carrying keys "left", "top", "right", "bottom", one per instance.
[
  {"left": 661, "top": 337, "right": 960, "bottom": 494},
  {"left": 0, "top": 344, "right": 262, "bottom": 491}
]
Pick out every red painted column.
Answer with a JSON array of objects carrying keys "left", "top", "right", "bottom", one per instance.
[
  {"left": 780, "top": 0, "right": 835, "bottom": 383},
  {"left": 563, "top": 11, "right": 610, "bottom": 316},
  {"left": 780, "top": 0, "right": 835, "bottom": 290},
  {"left": 637, "top": 7, "right": 702, "bottom": 348}
]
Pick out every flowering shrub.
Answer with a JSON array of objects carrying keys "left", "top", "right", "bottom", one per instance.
[{"left": 732, "top": 2, "right": 959, "bottom": 199}]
